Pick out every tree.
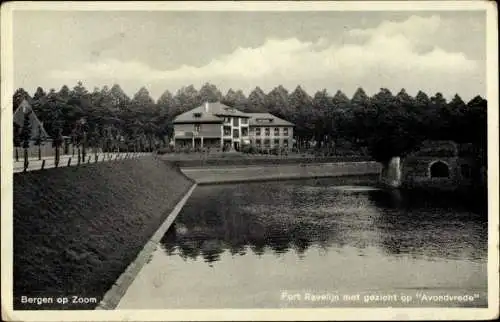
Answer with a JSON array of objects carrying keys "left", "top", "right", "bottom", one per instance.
[
  {"left": 351, "top": 87, "right": 370, "bottom": 109},
  {"left": 371, "top": 88, "right": 397, "bottom": 110},
  {"left": 330, "top": 90, "right": 351, "bottom": 148},
  {"left": 395, "top": 88, "right": 414, "bottom": 108},
  {"left": 109, "top": 84, "right": 131, "bottom": 111},
  {"left": 156, "top": 90, "right": 176, "bottom": 143},
  {"left": 53, "top": 127, "right": 64, "bottom": 167},
  {"left": 447, "top": 94, "right": 467, "bottom": 142},
  {"left": 413, "top": 90, "right": 431, "bottom": 135},
  {"left": 143, "top": 120, "right": 159, "bottom": 152},
  {"left": 13, "top": 122, "right": 21, "bottom": 162},
  {"left": 32, "top": 87, "right": 46, "bottom": 101},
  {"left": 289, "top": 86, "right": 313, "bottom": 148},
  {"left": 69, "top": 82, "right": 92, "bottom": 117},
  {"left": 173, "top": 85, "right": 200, "bottom": 116},
  {"left": 246, "top": 87, "right": 267, "bottom": 112},
  {"left": 58, "top": 85, "right": 70, "bottom": 101},
  {"left": 157, "top": 90, "right": 175, "bottom": 116},
  {"left": 222, "top": 89, "right": 247, "bottom": 109},
  {"left": 350, "top": 87, "right": 371, "bottom": 146},
  {"left": 266, "top": 85, "right": 290, "bottom": 119},
  {"left": 13, "top": 88, "right": 31, "bottom": 112},
  {"left": 89, "top": 126, "right": 101, "bottom": 159},
  {"left": 198, "top": 83, "right": 223, "bottom": 103},
  {"left": 31, "top": 87, "right": 48, "bottom": 121},
  {"left": 429, "top": 92, "right": 448, "bottom": 139},
  {"left": 34, "top": 125, "right": 44, "bottom": 160},
  {"left": 20, "top": 111, "right": 32, "bottom": 170},
  {"left": 466, "top": 95, "right": 487, "bottom": 166},
  {"left": 311, "top": 89, "right": 332, "bottom": 149},
  {"left": 355, "top": 88, "right": 415, "bottom": 163}
]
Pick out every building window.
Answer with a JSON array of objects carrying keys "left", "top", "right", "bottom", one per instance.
[
  {"left": 193, "top": 113, "right": 202, "bottom": 118},
  {"left": 225, "top": 117, "right": 231, "bottom": 123},
  {"left": 241, "top": 118, "right": 248, "bottom": 125},
  {"left": 255, "top": 139, "right": 261, "bottom": 146},
  {"left": 274, "top": 138, "right": 280, "bottom": 146},
  {"left": 255, "top": 127, "right": 261, "bottom": 136},
  {"left": 264, "top": 139, "right": 270, "bottom": 147},
  {"left": 223, "top": 126, "right": 231, "bottom": 136},
  {"left": 233, "top": 129, "right": 240, "bottom": 138},
  {"left": 283, "top": 140, "right": 289, "bottom": 147},
  {"left": 274, "top": 127, "right": 280, "bottom": 136},
  {"left": 283, "top": 127, "right": 289, "bottom": 136},
  {"left": 241, "top": 127, "right": 248, "bottom": 137},
  {"left": 265, "top": 128, "right": 270, "bottom": 136},
  {"left": 233, "top": 117, "right": 239, "bottom": 127},
  {"left": 194, "top": 124, "right": 201, "bottom": 133}
]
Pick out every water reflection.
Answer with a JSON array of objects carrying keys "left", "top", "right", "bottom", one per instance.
[
  {"left": 160, "top": 177, "right": 487, "bottom": 266},
  {"left": 370, "top": 189, "right": 487, "bottom": 261}
]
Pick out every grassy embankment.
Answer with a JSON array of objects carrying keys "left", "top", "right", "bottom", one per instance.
[
  {"left": 13, "top": 156, "right": 193, "bottom": 310},
  {"left": 161, "top": 152, "right": 373, "bottom": 168}
]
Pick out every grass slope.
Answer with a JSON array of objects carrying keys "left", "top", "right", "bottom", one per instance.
[{"left": 13, "top": 157, "right": 193, "bottom": 310}]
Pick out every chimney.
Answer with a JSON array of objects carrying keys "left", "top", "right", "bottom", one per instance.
[{"left": 205, "top": 102, "right": 209, "bottom": 112}]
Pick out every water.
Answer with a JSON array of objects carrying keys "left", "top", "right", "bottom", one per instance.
[{"left": 117, "top": 176, "right": 488, "bottom": 309}]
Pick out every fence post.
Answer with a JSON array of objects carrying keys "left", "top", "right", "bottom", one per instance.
[
  {"left": 67, "top": 158, "right": 72, "bottom": 167},
  {"left": 41, "top": 159, "right": 46, "bottom": 170}
]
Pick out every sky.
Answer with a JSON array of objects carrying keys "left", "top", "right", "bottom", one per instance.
[{"left": 13, "top": 10, "right": 487, "bottom": 101}]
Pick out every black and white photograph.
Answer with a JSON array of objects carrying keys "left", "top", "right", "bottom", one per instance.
[{"left": 1, "top": 1, "right": 498, "bottom": 321}]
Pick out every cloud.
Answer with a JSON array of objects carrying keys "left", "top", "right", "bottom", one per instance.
[
  {"left": 349, "top": 15, "right": 442, "bottom": 41},
  {"left": 48, "top": 15, "right": 480, "bottom": 98}
]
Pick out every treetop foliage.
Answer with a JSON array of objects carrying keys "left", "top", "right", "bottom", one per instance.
[{"left": 14, "top": 82, "right": 486, "bottom": 162}]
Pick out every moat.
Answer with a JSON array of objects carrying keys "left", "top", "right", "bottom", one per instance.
[{"left": 117, "top": 176, "right": 487, "bottom": 308}]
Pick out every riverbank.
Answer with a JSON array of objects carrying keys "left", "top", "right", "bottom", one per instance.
[
  {"left": 13, "top": 156, "right": 194, "bottom": 310},
  {"left": 180, "top": 161, "right": 382, "bottom": 185}
]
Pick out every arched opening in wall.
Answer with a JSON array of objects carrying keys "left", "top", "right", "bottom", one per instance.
[{"left": 430, "top": 161, "right": 450, "bottom": 178}]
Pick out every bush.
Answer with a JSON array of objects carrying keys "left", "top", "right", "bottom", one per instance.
[
  {"left": 157, "top": 146, "right": 174, "bottom": 155},
  {"left": 241, "top": 145, "right": 257, "bottom": 154}
]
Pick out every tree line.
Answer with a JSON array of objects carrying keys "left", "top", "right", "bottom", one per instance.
[{"left": 13, "top": 82, "right": 487, "bottom": 163}]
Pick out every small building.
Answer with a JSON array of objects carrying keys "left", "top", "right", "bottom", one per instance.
[
  {"left": 401, "top": 140, "right": 483, "bottom": 192},
  {"left": 13, "top": 99, "right": 53, "bottom": 158},
  {"left": 13, "top": 99, "right": 49, "bottom": 140},
  {"left": 173, "top": 102, "right": 294, "bottom": 151}
]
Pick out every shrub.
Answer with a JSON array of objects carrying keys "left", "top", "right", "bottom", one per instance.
[
  {"left": 157, "top": 146, "right": 174, "bottom": 155},
  {"left": 241, "top": 145, "right": 257, "bottom": 154}
]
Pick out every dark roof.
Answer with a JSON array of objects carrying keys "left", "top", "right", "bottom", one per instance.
[
  {"left": 247, "top": 113, "right": 294, "bottom": 127},
  {"left": 174, "top": 102, "right": 249, "bottom": 123},
  {"left": 13, "top": 99, "right": 49, "bottom": 139}
]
